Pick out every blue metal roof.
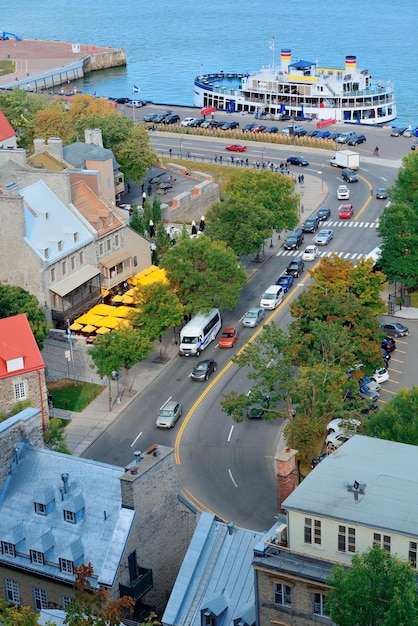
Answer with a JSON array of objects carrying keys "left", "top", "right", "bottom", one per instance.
[{"left": 162, "top": 513, "right": 264, "bottom": 626}]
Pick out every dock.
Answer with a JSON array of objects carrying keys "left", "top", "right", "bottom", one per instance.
[{"left": 0, "top": 39, "right": 126, "bottom": 92}]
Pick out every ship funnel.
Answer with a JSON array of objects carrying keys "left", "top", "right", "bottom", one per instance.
[
  {"left": 281, "top": 49, "right": 291, "bottom": 74},
  {"left": 345, "top": 55, "right": 357, "bottom": 73}
]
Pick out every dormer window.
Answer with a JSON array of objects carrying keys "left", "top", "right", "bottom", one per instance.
[
  {"left": 58, "top": 240, "right": 63, "bottom": 251},
  {"left": 63, "top": 510, "right": 76, "bottom": 524},
  {"left": 34, "top": 502, "right": 46, "bottom": 516},
  {"left": 45, "top": 248, "right": 50, "bottom": 259},
  {"left": 1, "top": 541, "right": 16, "bottom": 557},
  {"left": 30, "top": 549, "right": 44, "bottom": 565},
  {"left": 73, "top": 232, "right": 79, "bottom": 242},
  {"left": 59, "top": 558, "right": 74, "bottom": 574}
]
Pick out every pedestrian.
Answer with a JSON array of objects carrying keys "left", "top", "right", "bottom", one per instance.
[
  {"left": 245, "top": 158, "right": 249, "bottom": 167},
  {"left": 301, "top": 173, "right": 304, "bottom": 184},
  {"left": 142, "top": 190, "right": 147, "bottom": 205},
  {"left": 374, "top": 146, "right": 379, "bottom": 156},
  {"left": 370, "top": 188, "right": 373, "bottom": 197},
  {"left": 231, "top": 155, "right": 234, "bottom": 163},
  {"left": 127, "top": 183, "right": 131, "bottom": 193},
  {"left": 169, "top": 148, "right": 172, "bottom": 157},
  {"left": 214, "top": 154, "right": 218, "bottom": 163}
]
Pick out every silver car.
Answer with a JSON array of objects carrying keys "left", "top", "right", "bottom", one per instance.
[
  {"left": 156, "top": 399, "right": 183, "bottom": 428},
  {"left": 314, "top": 229, "right": 334, "bottom": 245},
  {"left": 242, "top": 307, "right": 265, "bottom": 328}
]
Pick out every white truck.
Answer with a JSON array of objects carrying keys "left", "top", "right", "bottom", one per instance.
[{"left": 329, "top": 150, "right": 360, "bottom": 170}]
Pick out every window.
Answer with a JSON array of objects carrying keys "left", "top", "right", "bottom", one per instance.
[
  {"left": 73, "top": 232, "right": 79, "bottom": 242},
  {"left": 30, "top": 549, "right": 44, "bottom": 565},
  {"left": 99, "top": 242, "right": 103, "bottom": 256},
  {"left": 44, "top": 248, "right": 50, "bottom": 259},
  {"left": 273, "top": 582, "right": 292, "bottom": 607},
  {"left": 62, "top": 595, "right": 72, "bottom": 608},
  {"left": 14, "top": 381, "right": 26, "bottom": 401},
  {"left": 60, "top": 558, "right": 74, "bottom": 573},
  {"left": 5, "top": 578, "right": 20, "bottom": 604},
  {"left": 63, "top": 509, "right": 76, "bottom": 524},
  {"left": 373, "top": 533, "right": 391, "bottom": 553},
  {"left": 58, "top": 240, "right": 63, "bottom": 251},
  {"left": 1, "top": 541, "right": 16, "bottom": 557},
  {"left": 107, "top": 239, "right": 111, "bottom": 251},
  {"left": 115, "top": 234, "right": 119, "bottom": 247},
  {"left": 79, "top": 251, "right": 84, "bottom": 264},
  {"left": 133, "top": 255, "right": 138, "bottom": 267},
  {"left": 33, "top": 587, "right": 48, "bottom": 610},
  {"left": 312, "top": 593, "right": 329, "bottom": 616},
  {"left": 34, "top": 502, "right": 46, "bottom": 516},
  {"left": 62, "top": 261, "right": 66, "bottom": 276},
  {"left": 409, "top": 541, "right": 417, "bottom": 568},
  {"left": 304, "top": 517, "right": 321, "bottom": 545},
  {"left": 71, "top": 256, "right": 75, "bottom": 270},
  {"left": 203, "top": 613, "right": 216, "bottom": 626},
  {"left": 51, "top": 267, "right": 56, "bottom": 282},
  {"left": 338, "top": 525, "right": 356, "bottom": 553}
]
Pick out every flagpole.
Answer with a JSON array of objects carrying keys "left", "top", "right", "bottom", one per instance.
[{"left": 132, "top": 85, "right": 136, "bottom": 124}]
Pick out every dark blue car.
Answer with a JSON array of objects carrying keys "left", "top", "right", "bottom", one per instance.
[{"left": 275, "top": 275, "right": 294, "bottom": 292}]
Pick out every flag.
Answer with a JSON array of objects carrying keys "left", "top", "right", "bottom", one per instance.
[
  {"left": 133, "top": 84, "right": 140, "bottom": 94},
  {"left": 93, "top": 90, "right": 96, "bottom": 97}
]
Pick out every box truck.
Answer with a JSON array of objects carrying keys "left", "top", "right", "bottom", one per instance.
[{"left": 329, "top": 150, "right": 360, "bottom": 170}]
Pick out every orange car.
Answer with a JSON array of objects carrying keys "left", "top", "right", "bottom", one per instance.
[{"left": 219, "top": 327, "right": 239, "bottom": 348}]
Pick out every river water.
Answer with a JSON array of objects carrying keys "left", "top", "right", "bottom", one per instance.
[{"left": 4, "top": 0, "right": 418, "bottom": 126}]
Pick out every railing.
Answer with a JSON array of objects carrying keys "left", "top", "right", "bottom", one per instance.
[
  {"left": 119, "top": 567, "right": 153, "bottom": 600},
  {"left": 51, "top": 290, "right": 102, "bottom": 322}
]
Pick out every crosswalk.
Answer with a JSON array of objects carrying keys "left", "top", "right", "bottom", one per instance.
[
  {"left": 277, "top": 249, "right": 367, "bottom": 260},
  {"left": 313, "top": 219, "right": 379, "bottom": 229}
]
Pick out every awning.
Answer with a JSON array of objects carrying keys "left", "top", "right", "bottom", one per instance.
[
  {"left": 50, "top": 264, "right": 101, "bottom": 297},
  {"left": 99, "top": 249, "right": 131, "bottom": 269}
]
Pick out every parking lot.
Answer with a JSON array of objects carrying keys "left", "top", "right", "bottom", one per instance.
[{"left": 377, "top": 315, "right": 418, "bottom": 403}]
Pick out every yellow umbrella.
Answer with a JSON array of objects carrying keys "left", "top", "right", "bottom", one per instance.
[
  {"left": 89, "top": 303, "right": 115, "bottom": 316},
  {"left": 109, "top": 306, "right": 133, "bottom": 318},
  {"left": 75, "top": 313, "right": 104, "bottom": 326},
  {"left": 124, "top": 288, "right": 136, "bottom": 296},
  {"left": 111, "top": 294, "right": 124, "bottom": 303},
  {"left": 96, "top": 326, "right": 111, "bottom": 334},
  {"left": 81, "top": 324, "right": 97, "bottom": 333},
  {"left": 70, "top": 322, "right": 83, "bottom": 331},
  {"left": 96, "top": 316, "right": 123, "bottom": 329},
  {"left": 122, "top": 295, "right": 134, "bottom": 305},
  {"left": 101, "top": 288, "right": 110, "bottom": 297}
]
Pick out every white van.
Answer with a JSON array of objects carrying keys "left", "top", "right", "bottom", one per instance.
[{"left": 260, "top": 285, "right": 283, "bottom": 310}]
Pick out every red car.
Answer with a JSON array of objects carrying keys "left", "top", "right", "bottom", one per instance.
[
  {"left": 339, "top": 204, "right": 354, "bottom": 219},
  {"left": 219, "top": 327, "right": 239, "bottom": 348},
  {"left": 253, "top": 125, "right": 267, "bottom": 133},
  {"left": 225, "top": 144, "right": 247, "bottom": 152}
]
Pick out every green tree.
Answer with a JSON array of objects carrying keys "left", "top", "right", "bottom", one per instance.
[
  {"left": 0, "top": 283, "right": 49, "bottom": 349},
  {"left": 205, "top": 169, "right": 298, "bottom": 256},
  {"left": 0, "top": 88, "right": 48, "bottom": 149},
  {"left": 366, "top": 386, "right": 418, "bottom": 444},
  {"left": 88, "top": 327, "right": 152, "bottom": 392},
  {"left": 161, "top": 235, "right": 247, "bottom": 314},
  {"left": 114, "top": 124, "right": 158, "bottom": 184},
  {"left": 33, "top": 104, "right": 75, "bottom": 144},
  {"left": 131, "top": 282, "right": 184, "bottom": 360},
  {"left": 64, "top": 562, "right": 134, "bottom": 626},
  {"left": 130, "top": 203, "right": 146, "bottom": 236},
  {"left": 326, "top": 544, "right": 418, "bottom": 626},
  {"left": 74, "top": 110, "right": 134, "bottom": 150},
  {"left": 0, "top": 596, "right": 40, "bottom": 625}
]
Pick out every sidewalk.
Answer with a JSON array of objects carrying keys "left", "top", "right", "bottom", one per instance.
[{"left": 60, "top": 175, "right": 418, "bottom": 457}]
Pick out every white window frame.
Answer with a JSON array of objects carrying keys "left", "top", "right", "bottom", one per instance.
[
  {"left": 30, "top": 549, "right": 44, "bottom": 565},
  {"left": 338, "top": 525, "right": 356, "bottom": 553},
  {"left": 1, "top": 541, "right": 16, "bottom": 557},
  {"left": 273, "top": 582, "right": 292, "bottom": 607},
  {"left": 5, "top": 578, "right": 20, "bottom": 604},
  {"left": 60, "top": 558, "right": 74, "bottom": 573},
  {"left": 34, "top": 502, "right": 46, "bottom": 516},
  {"left": 62, "top": 595, "right": 72, "bottom": 608},
  {"left": 373, "top": 532, "right": 391, "bottom": 553},
  {"left": 14, "top": 381, "right": 26, "bottom": 401},
  {"left": 312, "top": 592, "right": 329, "bottom": 616},
  {"left": 63, "top": 509, "right": 76, "bottom": 523},
  {"left": 409, "top": 541, "right": 417, "bottom": 568},
  {"left": 33, "top": 587, "right": 48, "bottom": 610}
]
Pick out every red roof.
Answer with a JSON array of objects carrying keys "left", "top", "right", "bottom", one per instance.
[
  {"left": 0, "top": 314, "right": 45, "bottom": 379},
  {"left": 0, "top": 110, "right": 15, "bottom": 142}
]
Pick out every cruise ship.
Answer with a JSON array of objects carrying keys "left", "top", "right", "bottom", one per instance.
[{"left": 193, "top": 49, "right": 396, "bottom": 126}]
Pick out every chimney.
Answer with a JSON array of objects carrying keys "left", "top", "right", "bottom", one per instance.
[
  {"left": 85, "top": 128, "right": 103, "bottom": 148},
  {"left": 61, "top": 472, "right": 69, "bottom": 494},
  {"left": 275, "top": 447, "right": 297, "bottom": 514}
]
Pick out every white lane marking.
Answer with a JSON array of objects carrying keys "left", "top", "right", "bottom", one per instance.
[
  {"left": 228, "top": 469, "right": 238, "bottom": 488},
  {"left": 227, "top": 425, "right": 234, "bottom": 442},
  {"left": 131, "top": 432, "right": 143, "bottom": 447}
]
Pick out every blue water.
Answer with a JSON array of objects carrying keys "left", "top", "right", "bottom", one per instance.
[{"left": 3, "top": 0, "right": 418, "bottom": 126}]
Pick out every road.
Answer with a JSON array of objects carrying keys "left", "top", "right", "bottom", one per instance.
[{"left": 84, "top": 135, "right": 407, "bottom": 531}]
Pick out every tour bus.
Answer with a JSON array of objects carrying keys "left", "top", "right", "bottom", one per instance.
[
  {"left": 179, "top": 309, "right": 222, "bottom": 356},
  {"left": 364, "top": 246, "right": 382, "bottom": 272}
]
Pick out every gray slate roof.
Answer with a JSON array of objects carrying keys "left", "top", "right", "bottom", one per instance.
[
  {"left": 0, "top": 443, "right": 134, "bottom": 587},
  {"left": 162, "top": 513, "right": 264, "bottom": 626},
  {"left": 63, "top": 140, "right": 117, "bottom": 170},
  {"left": 283, "top": 435, "right": 418, "bottom": 537}
]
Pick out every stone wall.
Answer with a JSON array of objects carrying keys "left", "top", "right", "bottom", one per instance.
[
  {"left": 160, "top": 165, "right": 220, "bottom": 223},
  {"left": 42, "top": 334, "right": 102, "bottom": 384},
  {"left": 0, "top": 408, "right": 44, "bottom": 490}
]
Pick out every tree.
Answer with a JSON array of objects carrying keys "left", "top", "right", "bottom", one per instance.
[
  {"left": 161, "top": 235, "right": 247, "bottom": 313},
  {"left": 33, "top": 104, "right": 75, "bottom": 144},
  {"left": 131, "top": 282, "right": 184, "bottom": 360},
  {"left": 88, "top": 327, "right": 152, "bottom": 392},
  {"left": 129, "top": 203, "right": 146, "bottom": 236},
  {"left": 0, "top": 88, "right": 49, "bottom": 149},
  {"left": 114, "top": 124, "right": 158, "bottom": 184},
  {"left": 326, "top": 544, "right": 418, "bottom": 626},
  {"left": 366, "top": 386, "right": 418, "bottom": 444},
  {"left": 64, "top": 562, "right": 134, "bottom": 626},
  {"left": 0, "top": 283, "right": 49, "bottom": 349},
  {"left": 0, "top": 597, "right": 40, "bottom": 625},
  {"left": 205, "top": 169, "right": 299, "bottom": 256},
  {"left": 74, "top": 110, "right": 134, "bottom": 150}
]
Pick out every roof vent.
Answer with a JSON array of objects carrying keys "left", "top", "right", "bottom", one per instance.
[
  {"left": 134, "top": 451, "right": 142, "bottom": 463},
  {"left": 227, "top": 522, "right": 234, "bottom": 535},
  {"left": 344, "top": 480, "right": 366, "bottom": 502},
  {"left": 61, "top": 472, "right": 69, "bottom": 493}
]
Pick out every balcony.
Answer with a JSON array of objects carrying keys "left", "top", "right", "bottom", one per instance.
[
  {"left": 119, "top": 567, "right": 153, "bottom": 600},
  {"left": 51, "top": 289, "right": 102, "bottom": 322}
]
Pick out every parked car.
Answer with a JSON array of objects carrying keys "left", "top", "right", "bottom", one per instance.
[
  {"left": 358, "top": 388, "right": 380, "bottom": 402},
  {"left": 143, "top": 113, "right": 159, "bottom": 122},
  {"left": 225, "top": 144, "right": 247, "bottom": 152},
  {"left": 156, "top": 399, "right": 183, "bottom": 429},
  {"left": 359, "top": 376, "right": 381, "bottom": 392},
  {"left": 381, "top": 336, "right": 396, "bottom": 352},
  {"left": 164, "top": 113, "right": 180, "bottom": 124},
  {"left": 242, "top": 123, "right": 257, "bottom": 132},
  {"left": 245, "top": 392, "right": 271, "bottom": 419},
  {"left": 327, "top": 417, "right": 361, "bottom": 435},
  {"left": 275, "top": 274, "right": 294, "bottom": 292},
  {"left": 336, "top": 131, "right": 356, "bottom": 144},
  {"left": 286, "top": 155, "right": 309, "bottom": 166},
  {"left": 411, "top": 141, "right": 418, "bottom": 151},
  {"left": 339, "top": 204, "right": 354, "bottom": 219},
  {"left": 285, "top": 258, "right": 305, "bottom": 277},
  {"left": 316, "top": 130, "right": 331, "bottom": 139},
  {"left": 347, "top": 134, "right": 367, "bottom": 145},
  {"left": 153, "top": 113, "right": 169, "bottom": 123},
  {"left": 376, "top": 187, "right": 388, "bottom": 199},
  {"left": 201, "top": 119, "right": 221, "bottom": 128},
  {"left": 341, "top": 168, "right": 359, "bottom": 183},
  {"left": 180, "top": 117, "right": 197, "bottom": 127},
  {"left": 242, "top": 308, "right": 265, "bottom": 328},
  {"left": 284, "top": 230, "right": 304, "bottom": 250},
  {"left": 380, "top": 322, "right": 409, "bottom": 337},
  {"left": 302, "top": 215, "right": 320, "bottom": 233},
  {"left": 263, "top": 126, "right": 279, "bottom": 133},
  {"left": 316, "top": 207, "right": 331, "bottom": 221},
  {"left": 219, "top": 327, "right": 239, "bottom": 348},
  {"left": 337, "top": 185, "right": 350, "bottom": 200},
  {"left": 371, "top": 368, "right": 390, "bottom": 383},
  {"left": 126, "top": 100, "right": 143, "bottom": 108},
  {"left": 390, "top": 127, "right": 407, "bottom": 137},
  {"left": 189, "top": 118, "right": 206, "bottom": 127},
  {"left": 311, "top": 453, "right": 327, "bottom": 469},
  {"left": 253, "top": 125, "right": 267, "bottom": 133},
  {"left": 190, "top": 358, "right": 217, "bottom": 381},
  {"left": 220, "top": 121, "right": 239, "bottom": 130},
  {"left": 302, "top": 245, "right": 320, "bottom": 261},
  {"left": 314, "top": 229, "right": 334, "bottom": 245},
  {"left": 326, "top": 431, "right": 350, "bottom": 448}
]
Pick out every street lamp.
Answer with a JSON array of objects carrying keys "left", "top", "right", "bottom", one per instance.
[
  {"left": 112, "top": 370, "right": 121, "bottom": 404},
  {"left": 261, "top": 146, "right": 265, "bottom": 166},
  {"left": 179, "top": 136, "right": 183, "bottom": 158}
]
